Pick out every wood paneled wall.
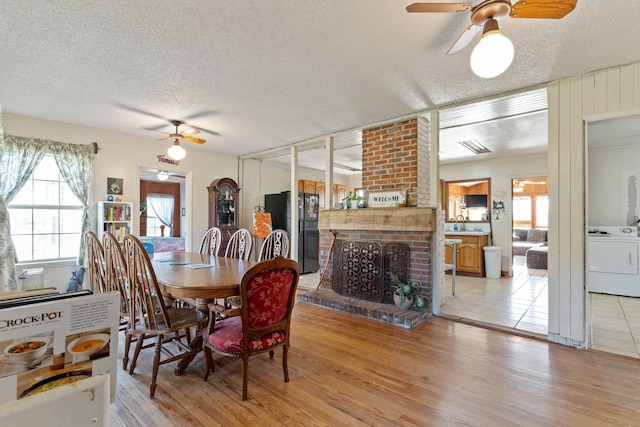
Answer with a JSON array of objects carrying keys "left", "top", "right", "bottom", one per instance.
[{"left": 548, "top": 61, "right": 640, "bottom": 346}]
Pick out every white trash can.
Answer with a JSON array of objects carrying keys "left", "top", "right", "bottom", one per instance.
[{"left": 483, "top": 246, "right": 502, "bottom": 279}]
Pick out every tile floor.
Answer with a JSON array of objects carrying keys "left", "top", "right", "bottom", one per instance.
[
  {"left": 439, "top": 256, "right": 549, "bottom": 336},
  {"left": 590, "top": 292, "right": 640, "bottom": 358}
]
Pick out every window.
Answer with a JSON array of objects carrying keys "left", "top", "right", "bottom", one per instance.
[
  {"left": 8, "top": 154, "right": 83, "bottom": 262},
  {"left": 513, "top": 196, "right": 532, "bottom": 226},
  {"left": 513, "top": 195, "right": 548, "bottom": 229},
  {"left": 146, "top": 195, "right": 174, "bottom": 237}
]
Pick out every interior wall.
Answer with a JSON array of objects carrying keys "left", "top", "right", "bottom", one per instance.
[
  {"left": 588, "top": 144, "right": 640, "bottom": 226},
  {"left": 440, "top": 153, "right": 547, "bottom": 273},
  {"left": 548, "top": 60, "right": 640, "bottom": 347}
]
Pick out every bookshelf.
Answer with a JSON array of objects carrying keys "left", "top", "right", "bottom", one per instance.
[{"left": 98, "top": 201, "right": 133, "bottom": 242}]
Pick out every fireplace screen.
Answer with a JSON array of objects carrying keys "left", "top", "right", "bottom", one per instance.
[{"left": 332, "top": 240, "right": 409, "bottom": 303}]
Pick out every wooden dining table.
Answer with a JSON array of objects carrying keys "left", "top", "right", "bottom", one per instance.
[{"left": 150, "top": 251, "right": 256, "bottom": 374}]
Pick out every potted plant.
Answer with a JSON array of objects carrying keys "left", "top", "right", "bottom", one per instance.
[
  {"left": 390, "top": 273, "right": 426, "bottom": 311},
  {"left": 343, "top": 191, "right": 361, "bottom": 209}
]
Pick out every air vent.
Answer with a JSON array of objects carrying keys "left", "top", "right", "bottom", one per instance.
[{"left": 458, "top": 139, "right": 491, "bottom": 155}]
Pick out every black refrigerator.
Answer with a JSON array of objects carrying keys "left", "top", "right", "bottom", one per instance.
[{"left": 264, "top": 191, "right": 319, "bottom": 273}]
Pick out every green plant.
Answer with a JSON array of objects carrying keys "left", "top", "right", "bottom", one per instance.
[{"left": 390, "top": 273, "right": 426, "bottom": 310}]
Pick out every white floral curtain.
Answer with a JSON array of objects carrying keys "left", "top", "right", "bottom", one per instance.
[
  {"left": 147, "top": 194, "right": 174, "bottom": 232},
  {"left": 50, "top": 142, "right": 96, "bottom": 264},
  {"left": 0, "top": 105, "right": 18, "bottom": 291},
  {"left": 0, "top": 135, "right": 95, "bottom": 268}
]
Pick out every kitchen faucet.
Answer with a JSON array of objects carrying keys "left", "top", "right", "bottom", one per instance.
[{"left": 455, "top": 215, "right": 465, "bottom": 231}]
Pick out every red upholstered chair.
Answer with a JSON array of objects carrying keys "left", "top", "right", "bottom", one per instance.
[
  {"left": 202, "top": 256, "right": 300, "bottom": 400},
  {"left": 123, "top": 234, "right": 206, "bottom": 399}
]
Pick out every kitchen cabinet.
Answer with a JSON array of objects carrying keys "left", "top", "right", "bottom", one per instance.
[
  {"left": 297, "top": 180, "right": 344, "bottom": 209},
  {"left": 444, "top": 233, "right": 489, "bottom": 277},
  {"left": 333, "top": 184, "right": 346, "bottom": 208}
]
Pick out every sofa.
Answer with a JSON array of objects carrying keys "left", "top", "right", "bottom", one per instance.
[
  {"left": 512, "top": 228, "right": 548, "bottom": 269},
  {"left": 512, "top": 228, "right": 547, "bottom": 256}
]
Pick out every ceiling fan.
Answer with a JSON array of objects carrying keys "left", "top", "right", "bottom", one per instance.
[
  {"left": 158, "top": 120, "right": 206, "bottom": 145},
  {"left": 406, "top": 0, "right": 578, "bottom": 77},
  {"left": 157, "top": 120, "right": 206, "bottom": 160},
  {"left": 513, "top": 178, "right": 547, "bottom": 189}
]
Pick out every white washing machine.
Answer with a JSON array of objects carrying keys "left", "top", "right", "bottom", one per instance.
[{"left": 587, "top": 226, "right": 640, "bottom": 296}]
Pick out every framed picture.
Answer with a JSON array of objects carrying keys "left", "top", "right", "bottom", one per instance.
[{"left": 107, "top": 178, "right": 123, "bottom": 195}]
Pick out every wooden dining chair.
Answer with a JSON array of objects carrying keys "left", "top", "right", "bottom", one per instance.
[
  {"left": 123, "top": 235, "right": 206, "bottom": 399},
  {"left": 84, "top": 231, "right": 107, "bottom": 293},
  {"left": 224, "top": 228, "right": 253, "bottom": 260},
  {"left": 202, "top": 256, "right": 300, "bottom": 401},
  {"left": 258, "top": 229, "right": 290, "bottom": 261},
  {"left": 102, "top": 232, "right": 131, "bottom": 334},
  {"left": 199, "top": 226, "right": 223, "bottom": 256}
]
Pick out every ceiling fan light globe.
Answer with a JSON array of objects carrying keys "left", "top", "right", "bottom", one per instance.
[
  {"left": 156, "top": 170, "right": 169, "bottom": 181},
  {"left": 168, "top": 142, "right": 186, "bottom": 160},
  {"left": 470, "top": 30, "right": 514, "bottom": 79}
]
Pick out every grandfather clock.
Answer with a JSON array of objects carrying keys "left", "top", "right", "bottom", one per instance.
[{"left": 207, "top": 177, "right": 240, "bottom": 254}]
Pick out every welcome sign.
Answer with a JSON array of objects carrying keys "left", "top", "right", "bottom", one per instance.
[{"left": 367, "top": 190, "right": 407, "bottom": 208}]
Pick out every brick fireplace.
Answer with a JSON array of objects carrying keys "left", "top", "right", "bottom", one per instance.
[
  {"left": 318, "top": 208, "right": 435, "bottom": 313},
  {"left": 298, "top": 117, "right": 437, "bottom": 327}
]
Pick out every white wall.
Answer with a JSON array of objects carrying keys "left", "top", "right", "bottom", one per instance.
[
  {"left": 440, "top": 153, "right": 547, "bottom": 273},
  {"left": 588, "top": 143, "right": 640, "bottom": 226},
  {"left": 3, "top": 113, "right": 239, "bottom": 290}
]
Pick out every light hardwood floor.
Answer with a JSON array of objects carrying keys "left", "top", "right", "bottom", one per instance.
[{"left": 110, "top": 295, "right": 640, "bottom": 426}]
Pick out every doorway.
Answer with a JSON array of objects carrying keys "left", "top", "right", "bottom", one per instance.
[
  {"left": 139, "top": 167, "right": 187, "bottom": 238},
  {"left": 437, "top": 88, "right": 550, "bottom": 336},
  {"left": 511, "top": 176, "right": 548, "bottom": 270},
  {"left": 586, "top": 114, "right": 640, "bottom": 358}
]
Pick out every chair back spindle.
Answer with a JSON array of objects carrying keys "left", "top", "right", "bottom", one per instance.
[
  {"left": 258, "top": 229, "right": 290, "bottom": 261},
  {"left": 200, "top": 227, "right": 223, "bottom": 256},
  {"left": 225, "top": 228, "right": 253, "bottom": 260}
]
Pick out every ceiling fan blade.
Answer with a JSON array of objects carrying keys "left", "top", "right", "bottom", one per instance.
[
  {"left": 446, "top": 23, "right": 481, "bottom": 55},
  {"left": 180, "top": 127, "right": 200, "bottom": 136},
  {"left": 183, "top": 135, "right": 206, "bottom": 144},
  {"left": 510, "top": 0, "right": 577, "bottom": 19},
  {"left": 406, "top": 2, "right": 471, "bottom": 13}
]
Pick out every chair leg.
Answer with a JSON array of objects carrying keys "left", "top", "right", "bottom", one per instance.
[
  {"left": 203, "top": 345, "right": 215, "bottom": 381},
  {"left": 242, "top": 354, "right": 249, "bottom": 401},
  {"left": 149, "top": 335, "right": 163, "bottom": 399},
  {"left": 282, "top": 344, "right": 289, "bottom": 383},
  {"left": 123, "top": 333, "right": 132, "bottom": 370},
  {"left": 129, "top": 333, "right": 145, "bottom": 375}
]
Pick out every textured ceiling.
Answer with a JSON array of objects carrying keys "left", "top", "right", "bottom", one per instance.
[{"left": 0, "top": 1, "right": 638, "bottom": 170}]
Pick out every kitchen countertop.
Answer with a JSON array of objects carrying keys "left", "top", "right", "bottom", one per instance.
[{"left": 445, "top": 231, "right": 490, "bottom": 236}]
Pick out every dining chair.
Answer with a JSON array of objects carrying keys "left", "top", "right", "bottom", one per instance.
[
  {"left": 123, "top": 234, "right": 206, "bottom": 399},
  {"left": 199, "top": 226, "right": 223, "bottom": 256},
  {"left": 258, "top": 229, "right": 290, "bottom": 261},
  {"left": 202, "top": 256, "right": 300, "bottom": 401},
  {"left": 84, "top": 231, "right": 107, "bottom": 294},
  {"left": 224, "top": 228, "right": 253, "bottom": 260},
  {"left": 102, "top": 232, "right": 131, "bottom": 335}
]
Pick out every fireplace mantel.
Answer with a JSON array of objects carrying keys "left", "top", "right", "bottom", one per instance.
[{"left": 318, "top": 207, "right": 436, "bottom": 232}]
